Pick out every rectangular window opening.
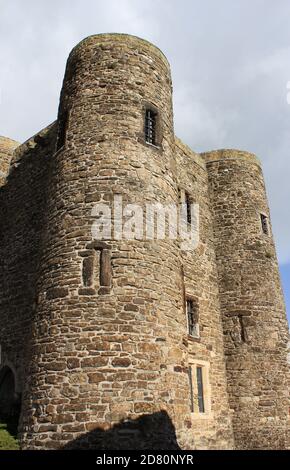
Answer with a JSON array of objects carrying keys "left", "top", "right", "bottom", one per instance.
[
  {"left": 185, "top": 192, "right": 192, "bottom": 225},
  {"left": 260, "top": 213, "right": 269, "bottom": 235},
  {"left": 196, "top": 366, "right": 205, "bottom": 413},
  {"left": 186, "top": 298, "right": 199, "bottom": 338},
  {"left": 145, "top": 109, "right": 157, "bottom": 145},
  {"left": 179, "top": 189, "right": 192, "bottom": 225}
]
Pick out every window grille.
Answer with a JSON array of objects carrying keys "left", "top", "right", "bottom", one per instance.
[{"left": 145, "top": 109, "right": 157, "bottom": 145}]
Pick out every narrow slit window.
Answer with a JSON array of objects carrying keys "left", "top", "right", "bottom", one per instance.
[
  {"left": 188, "top": 366, "right": 194, "bottom": 412},
  {"left": 260, "top": 213, "right": 269, "bottom": 235},
  {"left": 238, "top": 315, "right": 248, "bottom": 343},
  {"left": 189, "top": 362, "right": 210, "bottom": 417},
  {"left": 185, "top": 192, "right": 192, "bottom": 225},
  {"left": 56, "top": 110, "right": 68, "bottom": 151},
  {"left": 186, "top": 298, "right": 199, "bottom": 338},
  {"left": 196, "top": 366, "right": 205, "bottom": 413},
  {"left": 179, "top": 189, "right": 192, "bottom": 225},
  {"left": 145, "top": 109, "right": 157, "bottom": 145}
]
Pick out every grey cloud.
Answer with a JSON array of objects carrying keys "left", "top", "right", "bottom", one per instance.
[{"left": 0, "top": 0, "right": 289, "bottom": 262}]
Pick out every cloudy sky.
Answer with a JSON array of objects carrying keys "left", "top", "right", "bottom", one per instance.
[{"left": 0, "top": 0, "right": 289, "bottom": 320}]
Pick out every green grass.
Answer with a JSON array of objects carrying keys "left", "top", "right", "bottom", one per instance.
[{"left": 0, "top": 419, "right": 20, "bottom": 450}]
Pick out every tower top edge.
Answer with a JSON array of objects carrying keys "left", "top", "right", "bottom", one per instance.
[
  {"left": 70, "top": 33, "right": 170, "bottom": 68},
  {"left": 0, "top": 136, "right": 20, "bottom": 148},
  {"left": 201, "top": 148, "right": 262, "bottom": 168}
]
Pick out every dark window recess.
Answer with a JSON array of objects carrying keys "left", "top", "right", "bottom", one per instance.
[
  {"left": 145, "top": 109, "right": 157, "bottom": 145},
  {"left": 188, "top": 366, "right": 194, "bottom": 412},
  {"left": 196, "top": 366, "right": 205, "bottom": 413},
  {"left": 99, "top": 249, "right": 111, "bottom": 287},
  {"left": 238, "top": 315, "right": 248, "bottom": 343},
  {"left": 185, "top": 192, "right": 192, "bottom": 225},
  {"left": 186, "top": 298, "right": 199, "bottom": 338},
  {"left": 260, "top": 213, "right": 269, "bottom": 235},
  {"left": 82, "top": 256, "right": 95, "bottom": 287},
  {"left": 56, "top": 111, "right": 68, "bottom": 151}
]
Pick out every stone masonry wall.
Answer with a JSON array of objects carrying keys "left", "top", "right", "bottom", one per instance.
[
  {"left": 19, "top": 34, "right": 200, "bottom": 450},
  {"left": 175, "top": 139, "right": 234, "bottom": 449},
  {"left": 204, "top": 150, "right": 289, "bottom": 449},
  {"left": 0, "top": 125, "right": 57, "bottom": 406},
  {"left": 176, "top": 140, "right": 234, "bottom": 449},
  {"left": 0, "top": 34, "right": 288, "bottom": 450}
]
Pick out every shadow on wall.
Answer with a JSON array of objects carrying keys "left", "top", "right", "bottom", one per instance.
[{"left": 62, "top": 410, "right": 181, "bottom": 450}]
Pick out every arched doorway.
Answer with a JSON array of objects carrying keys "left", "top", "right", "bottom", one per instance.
[{"left": 0, "top": 366, "right": 21, "bottom": 436}]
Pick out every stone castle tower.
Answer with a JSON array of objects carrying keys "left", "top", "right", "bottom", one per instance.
[{"left": 0, "top": 34, "right": 289, "bottom": 450}]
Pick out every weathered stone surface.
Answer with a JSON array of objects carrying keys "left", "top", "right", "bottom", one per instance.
[
  {"left": 0, "top": 136, "right": 19, "bottom": 186},
  {"left": 204, "top": 149, "right": 289, "bottom": 450},
  {"left": 0, "top": 33, "right": 288, "bottom": 451},
  {"left": 111, "top": 357, "right": 131, "bottom": 368},
  {"left": 46, "top": 287, "right": 69, "bottom": 300}
]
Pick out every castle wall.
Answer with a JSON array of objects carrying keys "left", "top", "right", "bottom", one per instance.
[
  {"left": 204, "top": 149, "right": 289, "bottom": 449},
  {"left": 19, "top": 34, "right": 199, "bottom": 450},
  {"left": 0, "top": 34, "right": 288, "bottom": 451},
  {"left": 0, "top": 125, "right": 57, "bottom": 407},
  {"left": 175, "top": 139, "right": 234, "bottom": 449}
]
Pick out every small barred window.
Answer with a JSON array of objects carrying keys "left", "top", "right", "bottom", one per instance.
[{"left": 145, "top": 109, "right": 157, "bottom": 145}]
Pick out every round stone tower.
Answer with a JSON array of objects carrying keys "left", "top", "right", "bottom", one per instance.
[
  {"left": 204, "top": 149, "right": 289, "bottom": 449},
  {"left": 20, "top": 34, "right": 192, "bottom": 449}
]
